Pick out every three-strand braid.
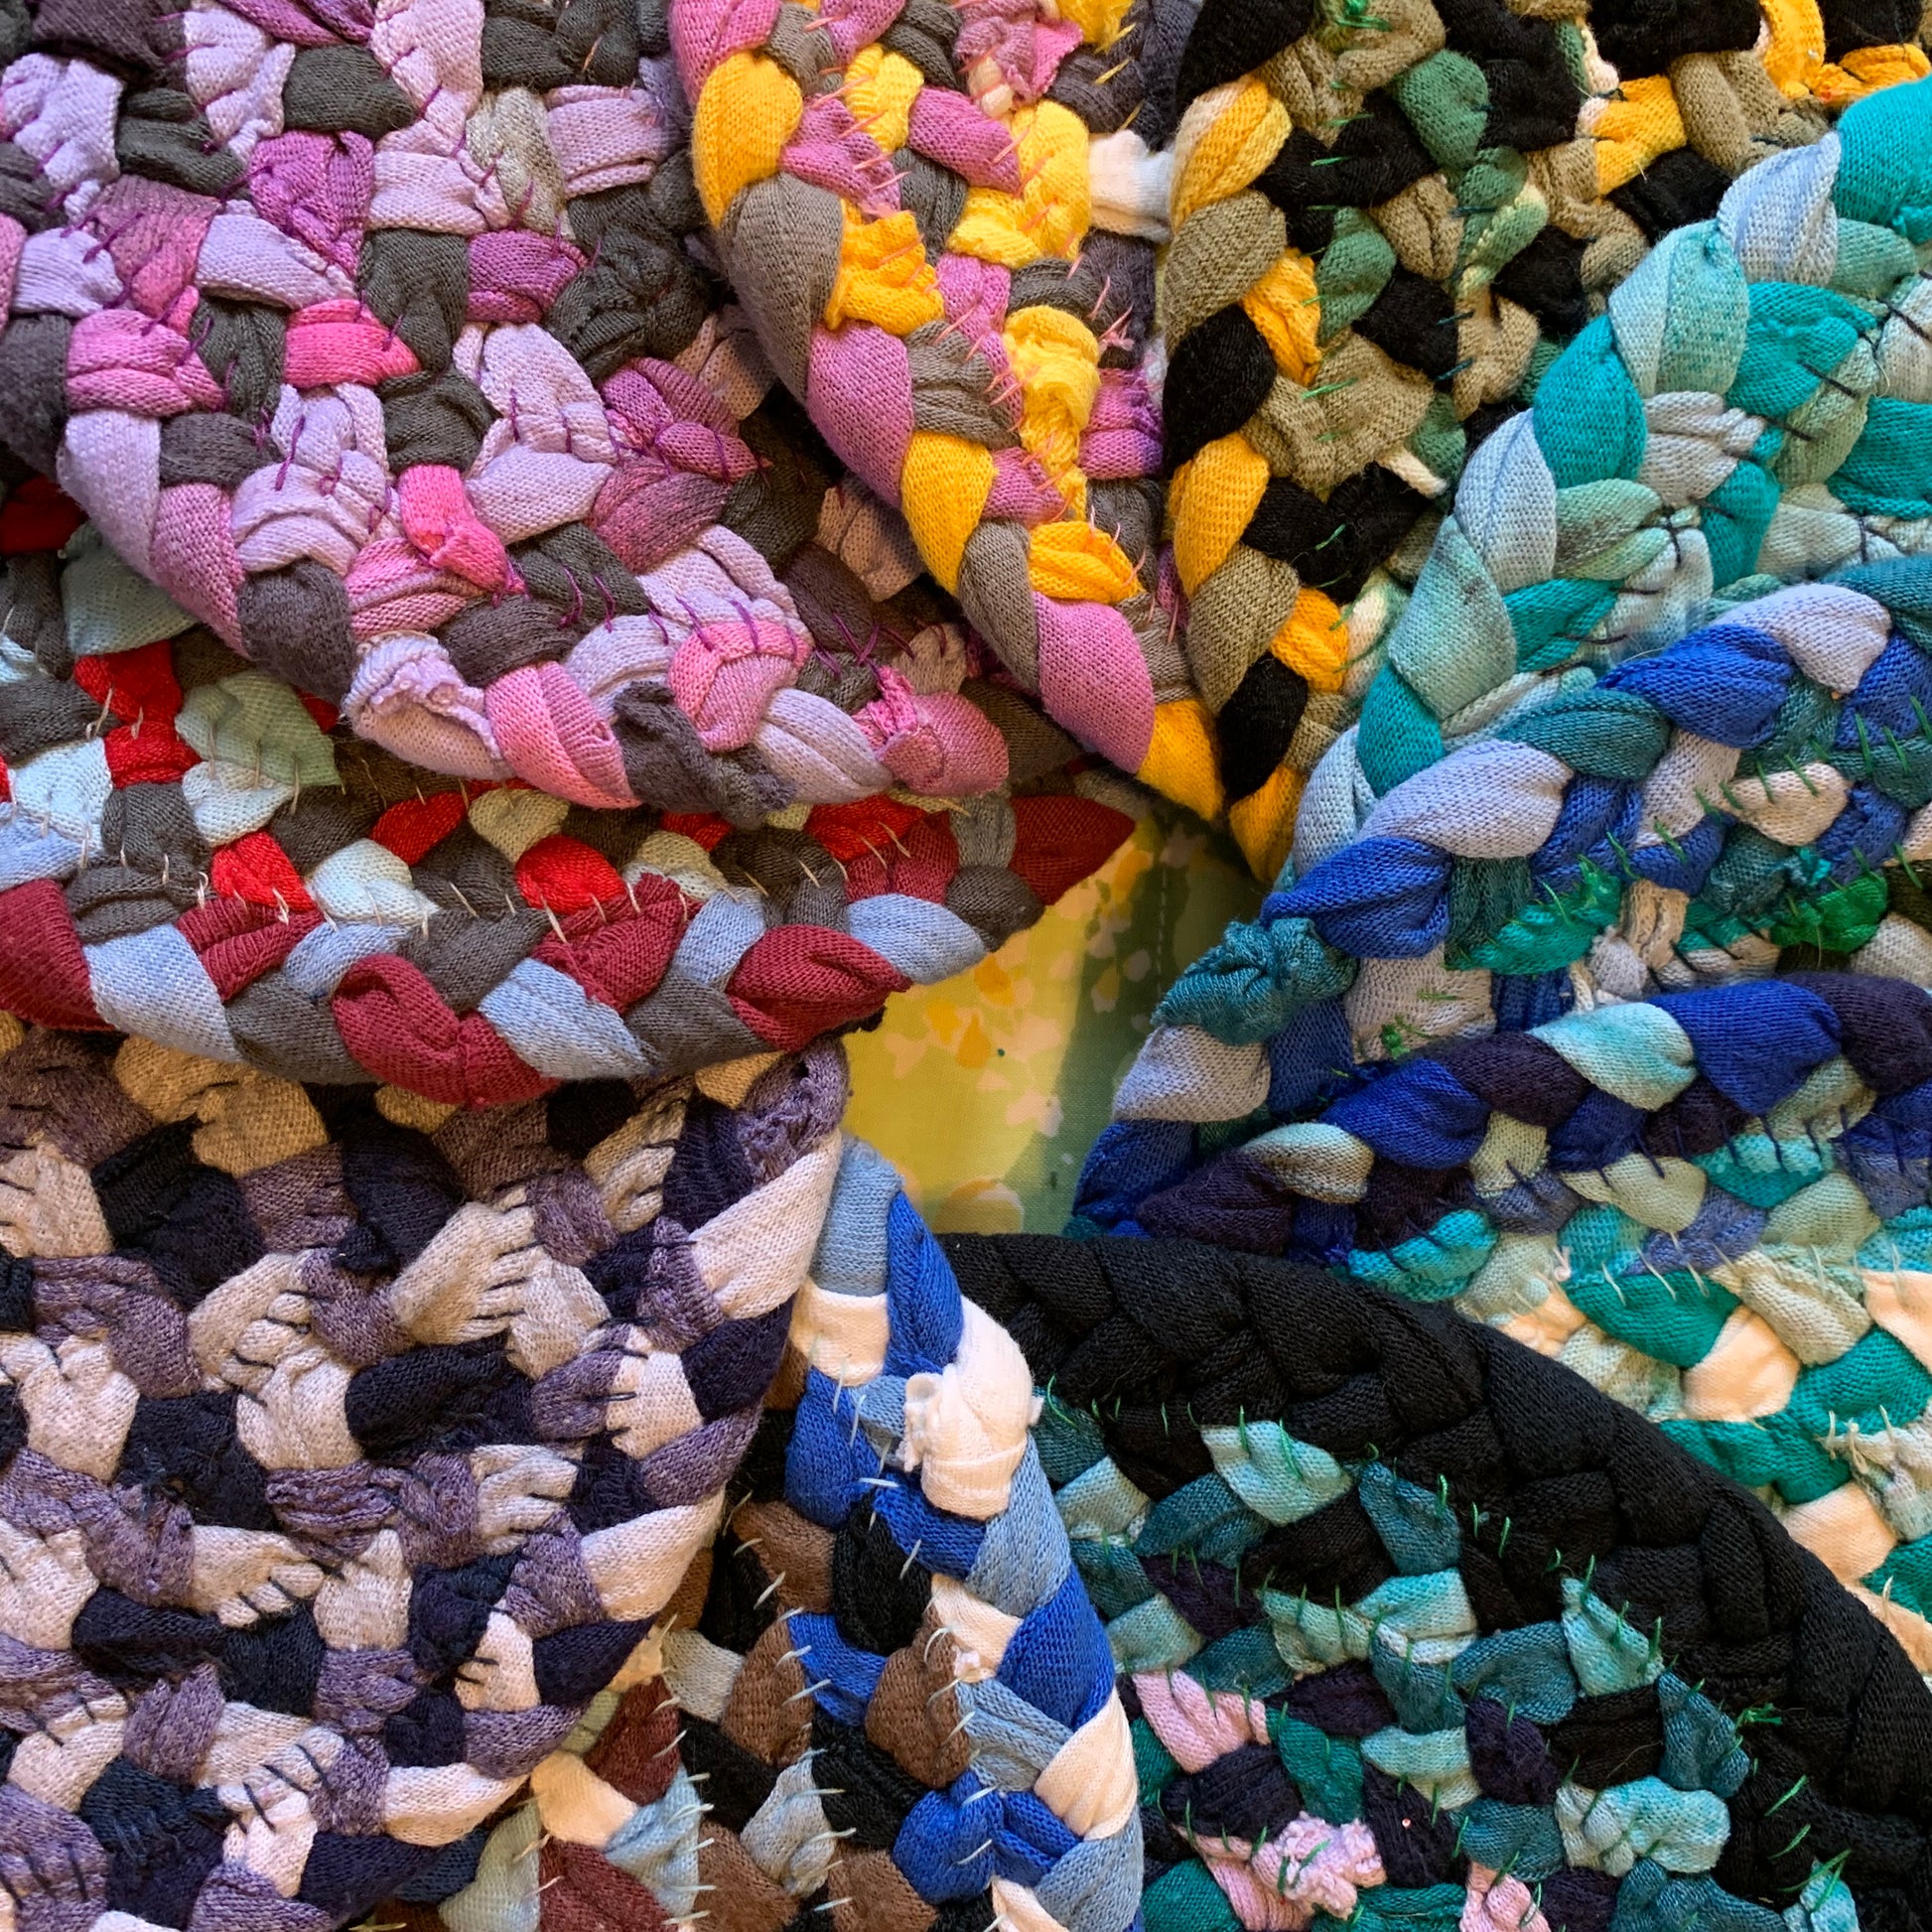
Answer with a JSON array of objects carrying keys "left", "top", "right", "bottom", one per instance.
[
  {"left": 0, "top": 0, "right": 1094, "bottom": 816},
  {"left": 1083, "top": 566, "right": 1932, "bottom": 1211},
  {"left": 0, "top": 494, "right": 1137, "bottom": 1105},
  {"left": 1333, "top": 78, "right": 1932, "bottom": 825},
  {"left": 1087, "top": 973, "right": 1932, "bottom": 1687},
  {"left": 430, "top": 1136, "right": 1144, "bottom": 1931}
]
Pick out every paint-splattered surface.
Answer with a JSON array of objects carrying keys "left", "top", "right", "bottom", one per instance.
[{"left": 846, "top": 803, "right": 1261, "bottom": 1231}]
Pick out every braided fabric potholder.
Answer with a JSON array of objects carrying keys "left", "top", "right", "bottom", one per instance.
[
  {"left": 1076, "top": 570, "right": 1932, "bottom": 1213},
  {"left": 0, "top": 1012, "right": 872, "bottom": 1927},
  {"left": 1089, "top": 971, "right": 1932, "bottom": 1681},
  {"left": 399, "top": 1133, "right": 1141, "bottom": 1932},
  {"left": 0, "top": 0, "right": 1068, "bottom": 818},
  {"left": 1081, "top": 91, "right": 1932, "bottom": 1193},
  {"left": 945, "top": 1232, "right": 1932, "bottom": 1930},
  {"left": 1166, "top": 32, "right": 1932, "bottom": 879},
  {"left": 1109, "top": 567, "right": 1932, "bottom": 1117},
  {"left": 0, "top": 496, "right": 1138, "bottom": 1104},
  {"left": 670, "top": 0, "right": 1190, "bottom": 794}
]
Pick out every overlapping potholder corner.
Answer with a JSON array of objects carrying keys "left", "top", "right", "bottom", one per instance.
[
  {"left": 0, "top": 486, "right": 1143, "bottom": 1110},
  {"left": 410, "top": 1132, "right": 1143, "bottom": 1932},
  {"left": 0, "top": 999, "right": 888, "bottom": 1930},
  {"left": 944, "top": 1230, "right": 1932, "bottom": 1931},
  {"left": 1162, "top": 0, "right": 1932, "bottom": 883},
  {"left": 670, "top": 0, "right": 1208, "bottom": 811},
  {"left": 1091, "top": 967, "right": 1932, "bottom": 1685},
  {"left": 0, "top": 0, "right": 1110, "bottom": 829}
]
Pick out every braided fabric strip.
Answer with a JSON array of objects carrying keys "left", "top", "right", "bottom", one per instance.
[
  {"left": 670, "top": 0, "right": 1188, "bottom": 791},
  {"left": 945, "top": 1231, "right": 1932, "bottom": 1928},
  {"left": 1089, "top": 1468, "right": 1834, "bottom": 1932},
  {"left": 1163, "top": 0, "right": 1932, "bottom": 881},
  {"left": 1083, "top": 91, "right": 1932, "bottom": 1201},
  {"left": 1120, "top": 567, "right": 1932, "bottom": 1105},
  {"left": 0, "top": 0, "right": 1061, "bottom": 816},
  {"left": 0, "top": 456, "right": 1080, "bottom": 828},
  {"left": 404, "top": 1134, "right": 1142, "bottom": 1932},
  {"left": 352, "top": 1550, "right": 718, "bottom": 1932},
  {"left": 0, "top": 1011, "right": 862, "bottom": 1928},
  {"left": 0, "top": 503, "right": 1137, "bottom": 1104},
  {"left": 1087, "top": 973, "right": 1932, "bottom": 1682},
  {"left": 1079, "top": 568, "right": 1932, "bottom": 1208}
]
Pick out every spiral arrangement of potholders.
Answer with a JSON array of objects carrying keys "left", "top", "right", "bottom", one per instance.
[
  {"left": 8, "top": 0, "right": 1932, "bottom": 1921},
  {"left": 671, "top": 0, "right": 1189, "bottom": 795},
  {"left": 1090, "top": 970, "right": 1932, "bottom": 1675},
  {"left": 1164, "top": 0, "right": 1932, "bottom": 879},
  {"left": 419, "top": 1133, "right": 1142, "bottom": 1932},
  {"left": 0, "top": 1012, "right": 872, "bottom": 1926},
  {"left": 0, "top": 0, "right": 1077, "bottom": 821},
  {"left": 0, "top": 490, "right": 1138, "bottom": 1104},
  {"left": 946, "top": 1232, "right": 1932, "bottom": 1931}
]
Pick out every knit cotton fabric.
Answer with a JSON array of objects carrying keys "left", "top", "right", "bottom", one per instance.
[
  {"left": 0, "top": 487, "right": 1140, "bottom": 1103},
  {"left": 1326, "top": 80, "right": 1932, "bottom": 844},
  {"left": 1083, "top": 80, "right": 1932, "bottom": 1151},
  {"left": 1164, "top": 0, "right": 1932, "bottom": 880},
  {"left": 947, "top": 1232, "right": 1932, "bottom": 1930},
  {"left": 0, "top": 0, "right": 1070, "bottom": 820},
  {"left": 670, "top": 0, "right": 1187, "bottom": 792},
  {"left": 0, "top": 1010, "right": 870, "bottom": 1927}
]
